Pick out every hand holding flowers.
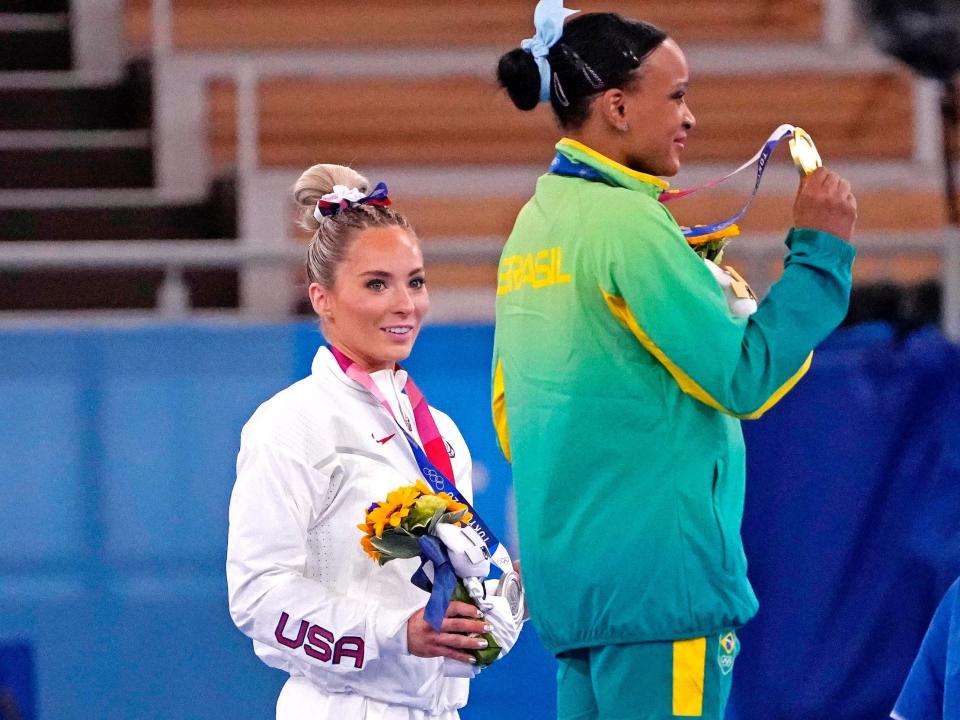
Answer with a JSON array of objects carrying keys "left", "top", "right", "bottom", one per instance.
[{"left": 358, "top": 479, "right": 503, "bottom": 667}]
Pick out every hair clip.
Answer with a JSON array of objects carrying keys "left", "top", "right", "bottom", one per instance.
[
  {"left": 559, "top": 44, "right": 605, "bottom": 91},
  {"left": 552, "top": 72, "right": 570, "bottom": 107}
]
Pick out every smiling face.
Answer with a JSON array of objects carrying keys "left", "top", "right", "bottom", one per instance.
[
  {"left": 309, "top": 224, "right": 428, "bottom": 372},
  {"left": 618, "top": 38, "right": 695, "bottom": 176}
]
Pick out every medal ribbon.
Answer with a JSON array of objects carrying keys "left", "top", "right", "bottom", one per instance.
[
  {"left": 549, "top": 124, "right": 800, "bottom": 239},
  {"left": 329, "top": 346, "right": 512, "bottom": 572}
]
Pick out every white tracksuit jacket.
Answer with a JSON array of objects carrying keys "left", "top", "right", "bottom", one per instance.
[{"left": 227, "top": 346, "right": 474, "bottom": 718}]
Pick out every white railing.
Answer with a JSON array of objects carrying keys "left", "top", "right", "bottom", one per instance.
[
  {"left": 0, "top": 238, "right": 503, "bottom": 320},
  {"left": 1, "top": 232, "right": 956, "bottom": 335},
  {"left": 727, "top": 229, "right": 960, "bottom": 339},
  {"left": 943, "top": 228, "right": 960, "bottom": 340},
  {"left": 71, "top": 0, "right": 124, "bottom": 82},
  {"left": 0, "top": 240, "right": 300, "bottom": 317}
]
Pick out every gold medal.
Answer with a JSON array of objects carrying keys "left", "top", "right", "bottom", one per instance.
[{"left": 788, "top": 127, "right": 822, "bottom": 176}]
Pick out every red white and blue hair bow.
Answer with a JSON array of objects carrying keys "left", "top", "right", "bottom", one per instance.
[{"left": 313, "top": 181, "right": 392, "bottom": 221}]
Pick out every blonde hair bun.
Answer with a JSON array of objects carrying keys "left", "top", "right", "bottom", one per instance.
[{"left": 293, "top": 164, "right": 370, "bottom": 233}]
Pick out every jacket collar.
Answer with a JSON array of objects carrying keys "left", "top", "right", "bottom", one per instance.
[
  {"left": 312, "top": 345, "right": 408, "bottom": 400},
  {"left": 555, "top": 138, "right": 669, "bottom": 199},
  {"left": 313, "top": 346, "right": 371, "bottom": 399}
]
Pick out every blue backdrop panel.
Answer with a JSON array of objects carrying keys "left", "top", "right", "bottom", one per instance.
[
  {"left": 0, "top": 333, "right": 92, "bottom": 564},
  {"left": 0, "top": 325, "right": 296, "bottom": 720},
  {"left": 1, "top": 322, "right": 957, "bottom": 720},
  {"left": 94, "top": 326, "right": 297, "bottom": 561},
  {"left": 734, "top": 324, "right": 960, "bottom": 720}
]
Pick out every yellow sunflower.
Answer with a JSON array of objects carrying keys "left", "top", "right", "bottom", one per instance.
[
  {"left": 363, "top": 484, "right": 421, "bottom": 538},
  {"left": 414, "top": 478, "right": 434, "bottom": 496},
  {"left": 359, "top": 534, "right": 381, "bottom": 562}
]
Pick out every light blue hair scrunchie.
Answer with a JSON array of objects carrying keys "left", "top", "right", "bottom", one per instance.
[{"left": 520, "top": 0, "right": 579, "bottom": 103}]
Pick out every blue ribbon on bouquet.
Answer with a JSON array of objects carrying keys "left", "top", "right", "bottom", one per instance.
[
  {"left": 411, "top": 535, "right": 458, "bottom": 631},
  {"left": 404, "top": 432, "right": 509, "bottom": 573}
]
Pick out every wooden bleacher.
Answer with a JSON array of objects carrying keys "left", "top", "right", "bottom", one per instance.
[
  {"left": 206, "top": 70, "right": 914, "bottom": 169},
  {"left": 125, "top": 0, "right": 943, "bottom": 302},
  {"left": 401, "top": 191, "right": 946, "bottom": 239},
  {"left": 209, "top": 60, "right": 929, "bottom": 291},
  {"left": 125, "top": 0, "right": 822, "bottom": 50}
]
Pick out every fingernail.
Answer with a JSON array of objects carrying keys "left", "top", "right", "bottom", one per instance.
[
  {"left": 468, "top": 656, "right": 477, "bottom": 664},
  {"left": 477, "top": 639, "right": 488, "bottom": 648},
  {"left": 476, "top": 609, "right": 485, "bottom": 618},
  {"left": 484, "top": 624, "right": 493, "bottom": 632}
]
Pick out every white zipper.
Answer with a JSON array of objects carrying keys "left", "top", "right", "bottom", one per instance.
[{"left": 390, "top": 374, "right": 414, "bottom": 433}]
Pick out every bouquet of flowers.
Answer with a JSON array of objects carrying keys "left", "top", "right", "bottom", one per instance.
[
  {"left": 686, "top": 223, "right": 741, "bottom": 263},
  {"left": 358, "top": 479, "right": 502, "bottom": 666}
]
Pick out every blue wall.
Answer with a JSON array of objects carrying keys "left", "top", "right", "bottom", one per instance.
[{"left": 1, "top": 322, "right": 958, "bottom": 719}]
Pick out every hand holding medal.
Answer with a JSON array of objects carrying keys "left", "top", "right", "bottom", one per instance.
[
  {"left": 786, "top": 126, "right": 858, "bottom": 243},
  {"left": 664, "top": 124, "right": 855, "bottom": 317},
  {"left": 792, "top": 164, "right": 858, "bottom": 243},
  {"left": 659, "top": 124, "right": 855, "bottom": 256}
]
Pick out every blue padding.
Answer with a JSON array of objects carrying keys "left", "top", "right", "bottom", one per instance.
[
  {"left": 94, "top": 325, "right": 298, "bottom": 560},
  {"left": 0, "top": 332, "right": 90, "bottom": 563}
]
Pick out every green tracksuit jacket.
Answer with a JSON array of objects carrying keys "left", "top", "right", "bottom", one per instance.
[{"left": 492, "top": 138, "right": 855, "bottom": 654}]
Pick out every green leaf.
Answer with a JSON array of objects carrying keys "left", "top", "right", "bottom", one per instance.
[
  {"left": 473, "top": 632, "right": 502, "bottom": 667},
  {"left": 451, "top": 579, "right": 471, "bottom": 604},
  {"left": 406, "top": 495, "right": 448, "bottom": 531},
  {"left": 425, "top": 506, "right": 448, "bottom": 535},
  {"left": 370, "top": 531, "right": 421, "bottom": 559},
  {"left": 446, "top": 580, "right": 502, "bottom": 667},
  {"left": 691, "top": 237, "right": 729, "bottom": 263},
  {"left": 439, "top": 510, "right": 466, "bottom": 525}
]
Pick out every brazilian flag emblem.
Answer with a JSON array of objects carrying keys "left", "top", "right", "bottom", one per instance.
[{"left": 717, "top": 631, "right": 739, "bottom": 676}]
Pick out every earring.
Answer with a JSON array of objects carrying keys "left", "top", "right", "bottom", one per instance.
[{"left": 616, "top": 104, "right": 628, "bottom": 132}]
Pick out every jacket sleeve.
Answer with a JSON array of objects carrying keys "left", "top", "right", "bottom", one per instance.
[
  {"left": 226, "top": 439, "right": 411, "bottom": 680},
  {"left": 600, "top": 200, "right": 855, "bottom": 419}
]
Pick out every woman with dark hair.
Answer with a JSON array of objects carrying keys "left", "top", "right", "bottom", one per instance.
[{"left": 492, "top": 3, "right": 858, "bottom": 718}]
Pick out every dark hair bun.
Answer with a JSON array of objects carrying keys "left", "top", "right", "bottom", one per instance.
[{"left": 497, "top": 48, "right": 542, "bottom": 111}]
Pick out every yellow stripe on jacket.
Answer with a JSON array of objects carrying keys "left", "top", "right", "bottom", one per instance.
[
  {"left": 601, "top": 288, "right": 812, "bottom": 420},
  {"left": 492, "top": 358, "right": 512, "bottom": 462}
]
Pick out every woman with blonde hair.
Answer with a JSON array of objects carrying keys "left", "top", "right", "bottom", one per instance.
[{"left": 227, "top": 164, "right": 521, "bottom": 719}]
